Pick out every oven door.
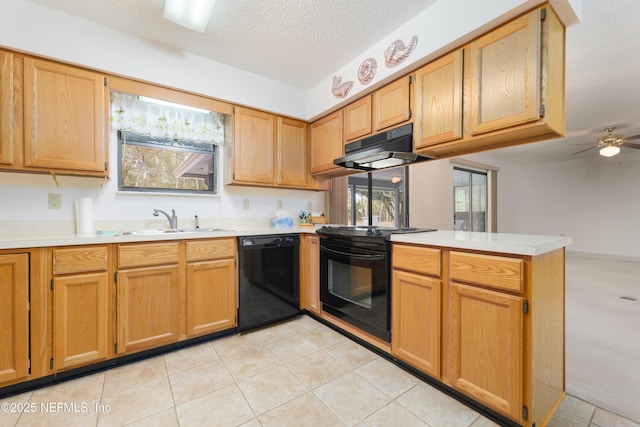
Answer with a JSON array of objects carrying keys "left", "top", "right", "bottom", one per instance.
[{"left": 320, "top": 239, "right": 390, "bottom": 341}]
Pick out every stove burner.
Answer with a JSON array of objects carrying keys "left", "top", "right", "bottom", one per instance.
[{"left": 317, "top": 225, "right": 435, "bottom": 240}]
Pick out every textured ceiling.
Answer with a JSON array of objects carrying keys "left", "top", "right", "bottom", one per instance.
[
  {"left": 23, "top": 0, "right": 437, "bottom": 89},
  {"left": 20, "top": 0, "right": 640, "bottom": 164}
]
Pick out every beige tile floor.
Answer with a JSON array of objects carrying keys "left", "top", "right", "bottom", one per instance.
[{"left": 1, "top": 315, "right": 638, "bottom": 427}]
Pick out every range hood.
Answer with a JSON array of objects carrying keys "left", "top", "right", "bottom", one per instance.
[{"left": 334, "top": 123, "right": 432, "bottom": 171}]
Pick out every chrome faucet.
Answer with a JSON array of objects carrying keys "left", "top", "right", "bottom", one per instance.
[{"left": 153, "top": 209, "right": 178, "bottom": 229}]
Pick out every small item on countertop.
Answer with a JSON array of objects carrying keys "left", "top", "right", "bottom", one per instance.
[
  {"left": 272, "top": 210, "right": 293, "bottom": 228},
  {"left": 299, "top": 210, "right": 312, "bottom": 226},
  {"left": 96, "top": 229, "right": 115, "bottom": 236}
]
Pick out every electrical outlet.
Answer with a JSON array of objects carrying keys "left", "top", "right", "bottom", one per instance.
[
  {"left": 48, "top": 193, "right": 62, "bottom": 210},
  {"left": 277, "top": 200, "right": 283, "bottom": 210},
  {"left": 307, "top": 200, "right": 313, "bottom": 211},
  {"left": 242, "top": 199, "right": 250, "bottom": 210}
]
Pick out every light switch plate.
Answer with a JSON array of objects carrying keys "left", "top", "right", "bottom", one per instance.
[
  {"left": 277, "top": 200, "right": 283, "bottom": 210},
  {"left": 48, "top": 193, "right": 62, "bottom": 209},
  {"left": 307, "top": 200, "right": 313, "bottom": 211},
  {"left": 242, "top": 199, "right": 250, "bottom": 210}
]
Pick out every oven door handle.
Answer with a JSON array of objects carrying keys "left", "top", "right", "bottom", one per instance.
[{"left": 320, "top": 246, "right": 386, "bottom": 260}]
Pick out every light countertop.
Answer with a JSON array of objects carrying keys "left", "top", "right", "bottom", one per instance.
[
  {"left": 0, "top": 227, "right": 571, "bottom": 256},
  {"left": 390, "top": 230, "right": 572, "bottom": 256}
]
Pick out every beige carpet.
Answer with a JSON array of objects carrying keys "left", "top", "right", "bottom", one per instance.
[{"left": 565, "top": 251, "right": 640, "bottom": 423}]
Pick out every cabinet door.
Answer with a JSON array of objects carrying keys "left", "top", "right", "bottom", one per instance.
[
  {"left": 277, "top": 117, "right": 308, "bottom": 187},
  {"left": 469, "top": 10, "right": 541, "bottom": 135},
  {"left": 233, "top": 106, "right": 275, "bottom": 184},
  {"left": 392, "top": 270, "right": 440, "bottom": 377},
  {"left": 448, "top": 282, "right": 523, "bottom": 421},
  {"left": 117, "top": 265, "right": 181, "bottom": 354},
  {"left": 300, "top": 235, "right": 320, "bottom": 314},
  {"left": 0, "top": 50, "right": 17, "bottom": 166},
  {"left": 0, "top": 254, "right": 29, "bottom": 384},
  {"left": 373, "top": 76, "right": 411, "bottom": 131},
  {"left": 344, "top": 95, "right": 372, "bottom": 141},
  {"left": 53, "top": 272, "right": 108, "bottom": 370},
  {"left": 310, "top": 110, "right": 343, "bottom": 175},
  {"left": 186, "top": 258, "right": 236, "bottom": 337},
  {"left": 23, "top": 58, "right": 107, "bottom": 173},
  {"left": 414, "top": 50, "right": 463, "bottom": 148}
]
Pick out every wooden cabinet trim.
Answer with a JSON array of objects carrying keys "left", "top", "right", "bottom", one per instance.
[
  {"left": 53, "top": 246, "right": 108, "bottom": 275},
  {"left": 186, "top": 238, "right": 236, "bottom": 262},
  {"left": 450, "top": 251, "right": 523, "bottom": 292},
  {"left": 117, "top": 242, "right": 180, "bottom": 269}
]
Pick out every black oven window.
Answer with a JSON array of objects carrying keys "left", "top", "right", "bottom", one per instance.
[
  {"left": 328, "top": 260, "right": 372, "bottom": 308},
  {"left": 346, "top": 167, "right": 408, "bottom": 227}
]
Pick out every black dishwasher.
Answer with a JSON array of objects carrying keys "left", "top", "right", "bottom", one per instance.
[{"left": 237, "top": 234, "right": 300, "bottom": 332}]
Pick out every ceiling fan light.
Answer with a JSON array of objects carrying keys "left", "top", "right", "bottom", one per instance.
[
  {"left": 163, "top": 0, "right": 216, "bottom": 32},
  {"left": 599, "top": 145, "right": 620, "bottom": 157}
]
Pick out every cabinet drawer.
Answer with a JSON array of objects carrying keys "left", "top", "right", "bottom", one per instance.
[
  {"left": 450, "top": 252, "right": 523, "bottom": 292},
  {"left": 392, "top": 244, "right": 440, "bottom": 276},
  {"left": 118, "top": 242, "right": 180, "bottom": 269},
  {"left": 53, "top": 246, "right": 108, "bottom": 274},
  {"left": 186, "top": 238, "right": 236, "bottom": 262}
]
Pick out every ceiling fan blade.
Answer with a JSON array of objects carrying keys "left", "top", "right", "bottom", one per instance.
[
  {"left": 569, "top": 142, "right": 594, "bottom": 146},
  {"left": 571, "top": 146, "right": 596, "bottom": 155},
  {"left": 621, "top": 142, "right": 640, "bottom": 149},
  {"left": 624, "top": 134, "right": 640, "bottom": 141}
]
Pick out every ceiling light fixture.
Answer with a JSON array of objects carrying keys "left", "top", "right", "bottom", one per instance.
[
  {"left": 599, "top": 145, "right": 621, "bottom": 157},
  {"left": 163, "top": 0, "right": 216, "bottom": 32},
  {"left": 391, "top": 176, "right": 402, "bottom": 184}
]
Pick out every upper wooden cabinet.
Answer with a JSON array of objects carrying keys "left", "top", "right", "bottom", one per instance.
[
  {"left": 0, "top": 50, "right": 18, "bottom": 166},
  {"left": 414, "top": 49, "right": 463, "bottom": 149},
  {"left": 415, "top": 5, "right": 565, "bottom": 158},
  {"left": 277, "top": 117, "right": 308, "bottom": 187},
  {"left": 344, "top": 95, "right": 372, "bottom": 142},
  {"left": 23, "top": 58, "right": 107, "bottom": 174},
  {"left": 231, "top": 106, "right": 276, "bottom": 185},
  {"left": 0, "top": 253, "right": 29, "bottom": 385},
  {"left": 372, "top": 76, "right": 412, "bottom": 131},
  {"left": 343, "top": 77, "right": 412, "bottom": 143},
  {"left": 310, "top": 109, "right": 343, "bottom": 175},
  {"left": 0, "top": 52, "right": 108, "bottom": 177}
]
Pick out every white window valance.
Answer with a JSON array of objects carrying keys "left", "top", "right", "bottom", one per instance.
[{"left": 109, "top": 91, "right": 224, "bottom": 145}]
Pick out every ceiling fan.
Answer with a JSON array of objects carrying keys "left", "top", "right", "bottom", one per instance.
[{"left": 571, "top": 127, "right": 640, "bottom": 157}]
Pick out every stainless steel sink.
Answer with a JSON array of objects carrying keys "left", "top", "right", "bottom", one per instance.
[{"left": 118, "top": 228, "right": 232, "bottom": 236}]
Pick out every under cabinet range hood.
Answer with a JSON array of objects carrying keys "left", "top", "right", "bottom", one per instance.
[{"left": 334, "top": 123, "right": 432, "bottom": 171}]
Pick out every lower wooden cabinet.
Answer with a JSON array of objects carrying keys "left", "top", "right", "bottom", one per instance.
[
  {"left": 392, "top": 270, "right": 441, "bottom": 378},
  {"left": 116, "top": 242, "right": 183, "bottom": 354},
  {"left": 0, "top": 253, "right": 29, "bottom": 384},
  {"left": 51, "top": 246, "right": 110, "bottom": 370},
  {"left": 447, "top": 282, "right": 523, "bottom": 421},
  {"left": 300, "top": 234, "right": 320, "bottom": 314},
  {"left": 186, "top": 239, "right": 237, "bottom": 337}
]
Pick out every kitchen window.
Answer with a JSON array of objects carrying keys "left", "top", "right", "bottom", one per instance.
[
  {"left": 110, "top": 91, "right": 224, "bottom": 194},
  {"left": 346, "top": 167, "right": 408, "bottom": 227},
  {"left": 454, "top": 167, "right": 487, "bottom": 231}
]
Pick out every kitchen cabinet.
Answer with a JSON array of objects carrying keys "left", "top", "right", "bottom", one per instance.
[
  {"left": 231, "top": 106, "right": 276, "bottom": 185},
  {"left": 228, "top": 107, "right": 329, "bottom": 190},
  {"left": 0, "top": 253, "right": 29, "bottom": 385},
  {"left": 116, "top": 242, "right": 183, "bottom": 354},
  {"left": 50, "top": 246, "right": 110, "bottom": 370},
  {"left": 0, "top": 50, "right": 18, "bottom": 166},
  {"left": 310, "top": 109, "right": 343, "bottom": 175},
  {"left": 415, "top": 5, "right": 565, "bottom": 158},
  {"left": 185, "top": 239, "right": 237, "bottom": 337},
  {"left": 342, "top": 77, "right": 412, "bottom": 143},
  {"left": 299, "top": 234, "right": 321, "bottom": 315},
  {"left": 372, "top": 76, "right": 412, "bottom": 131},
  {"left": 23, "top": 57, "right": 108, "bottom": 175},
  {"left": 391, "top": 245, "right": 441, "bottom": 378},
  {"left": 344, "top": 95, "right": 372, "bottom": 142},
  {"left": 413, "top": 49, "right": 463, "bottom": 148}
]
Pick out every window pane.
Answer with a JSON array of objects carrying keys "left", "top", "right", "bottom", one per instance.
[
  {"left": 454, "top": 167, "right": 486, "bottom": 232},
  {"left": 347, "top": 167, "right": 407, "bottom": 227}
]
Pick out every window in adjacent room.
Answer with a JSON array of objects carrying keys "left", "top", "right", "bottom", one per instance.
[
  {"left": 346, "top": 167, "right": 408, "bottom": 227},
  {"left": 110, "top": 91, "right": 224, "bottom": 194},
  {"left": 453, "top": 167, "right": 488, "bottom": 232}
]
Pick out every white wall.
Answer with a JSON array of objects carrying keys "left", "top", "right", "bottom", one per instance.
[{"left": 408, "top": 159, "right": 455, "bottom": 230}]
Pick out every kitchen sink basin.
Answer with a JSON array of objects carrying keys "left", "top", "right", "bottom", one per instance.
[{"left": 118, "top": 228, "right": 233, "bottom": 236}]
